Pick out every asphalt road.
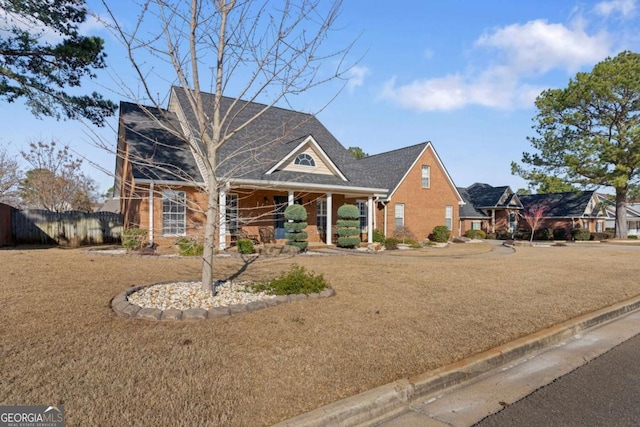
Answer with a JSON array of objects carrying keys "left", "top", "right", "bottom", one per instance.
[{"left": 475, "top": 333, "right": 640, "bottom": 427}]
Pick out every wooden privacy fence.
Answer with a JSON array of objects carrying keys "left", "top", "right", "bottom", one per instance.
[{"left": 0, "top": 204, "right": 123, "bottom": 246}]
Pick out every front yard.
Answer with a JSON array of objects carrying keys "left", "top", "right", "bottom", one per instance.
[{"left": 1, "top": 243, "right": 639, "bottom": 426}]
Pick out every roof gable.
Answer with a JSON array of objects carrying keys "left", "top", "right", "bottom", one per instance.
[
  {"left": 358, "top": 142, "right": 463, "bottom": 203},
  {"left": 265, "top": 135, "right": 347, "bottom": 180}
]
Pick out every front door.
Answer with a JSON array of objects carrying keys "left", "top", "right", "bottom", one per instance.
[{"left": 273, "top": 196, "right": 288, "bottom": 239}]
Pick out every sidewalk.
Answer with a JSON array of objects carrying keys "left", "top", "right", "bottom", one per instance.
[{"left": 273, "top": 295, "right": 640, "bottom": 427}]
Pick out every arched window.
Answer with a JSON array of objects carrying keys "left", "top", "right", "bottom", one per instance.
[{"left": 294, "top": 153, "right": 315, "bottom": 167}]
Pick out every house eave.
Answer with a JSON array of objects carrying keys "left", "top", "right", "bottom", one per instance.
[{"left": 230, "top": 178, "right": 388, "bottom": 196}]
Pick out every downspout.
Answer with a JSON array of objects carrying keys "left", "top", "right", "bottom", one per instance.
[{"left": 148, "top": 181, "right": 154, "bottom": 246}]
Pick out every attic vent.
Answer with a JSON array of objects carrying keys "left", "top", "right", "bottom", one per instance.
[{"left": 294, "top": 153, "right": 315, "bottom": 167}]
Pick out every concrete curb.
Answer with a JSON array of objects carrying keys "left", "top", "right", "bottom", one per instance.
[{"left": 273, "top": 295, "right": 640, "bottom": 427}]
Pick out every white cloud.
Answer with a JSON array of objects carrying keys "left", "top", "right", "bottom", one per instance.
[
  {"left": 346, "top": 65, "right": 370, "bottom": 92},
  {"left": 476, "top": 19, "right": 611, "bottom": 74},
  {"left": 594, "top": 0, "right": 636, "bottom": 17},
  {"left": 382, "top": 19, "right": 612, "bottom": 112}
]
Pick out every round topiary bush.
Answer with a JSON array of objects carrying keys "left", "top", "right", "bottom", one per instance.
[
  {"left": 284, "top": 204, "right": 308, "bottom": 251},
  {"left": 429, "top": 225, "right": 450, "bottom": 243},
  {"left": 336, "top": 204, "right": 361, "bottom": 248},
  {"left": 571, "top": 228, "right": 591, "bottom": 241}
]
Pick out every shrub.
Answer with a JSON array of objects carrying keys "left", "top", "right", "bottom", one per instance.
[
  {"left": 429, "top": 225, "right": 450, "bottom": 243},
  {"left": 533, "top": 227, "right": 554, "bottom": 241},
  {"left": 284, "top": 204, "right": 308, "bottom": 251},
  {"left": 464, "top": 229, "right": 486, "bottom": 239},
  {"left": 553, "top": 228, "right": 568, "bottom": 240},
  {"left": 571, "top": 228, "right": 591, "bottom": 241},
  {"left": 392, "top": 226, "right": 416, "bottom": 243},
  {"left": 590, "top": 232, "right": 612, "bottom": 241},
  {"left": 486, "top": 233, "right": 496, "bottom": 240},
  {"left": 496, "top": 232, "right": 511, "bottom": 240},
  {"left": 174, "top": 237, "right": 204, "bottom": 256},
  {"left": 252, "top": 264, "right": 329, "bottom": 295},
  {"left": 372, "top": 229, "right": 385, "bottom": 243},
  {"left": 628, "top": 235, "right": 638, "bottom": 239},
  {"left": 383, "top": 237, "right": 399, "bottom": 250},
  {"left": 336, "top": 204, "right": 360, "bottom": 248},
  {"left": 237, "top": 238, "right": 254, "bottom": 254},
  {"left": 122, "top": 228, "right": 147, "bottom": 251}
]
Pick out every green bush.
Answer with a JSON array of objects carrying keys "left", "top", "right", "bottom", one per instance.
[
  {"left": 429, "top": 226, "right": 450, "bottom": 243},
  {"left": 122, "top": 228, "right": 147, "bottom": 251},
  {"left": 337, "top": 204, "right": 360, "bottom": 248},
  {"left": 464, "top": 229, "right": 486, "bottom": 239},
  {"left": 284, "top": 204, "right": 308, "bottom": 252},
  {"left": 337, "top": 204, "right": 359, "bottom": 220},
  {"left": 284, "top": 204, "right": 307, "bottom": 221},
  {"left": 384, "top": 237, "right": 399, "bottom": 250},
  {"left": 533, "top": 227, "right": 554, "bottom": 241},
  {"left": 486, "top": 233, "right": 496, "bottom": 240},
  {"left": 571, "top": 228, "right": 591, "bottom": 241},
  {"left": 373, "top": 229, "right": 385, "bottom": 243},
  {"left": 237, "top": 238, "right": 254, "bottom": 254},
  {"left": 174, "top": 237, "right": 204, "bottom": 256},
  {"left": 252, "top": 264, "right": 329, "bottom": 295},
  {"left": 553, "top": 228, "right": 568, "bottom": 240},
  {"left": 628, "top": 235, "right": 638, "bottom": 239}
]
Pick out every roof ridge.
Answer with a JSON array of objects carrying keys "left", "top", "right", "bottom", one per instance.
[
  {"left": 170, "top": 85, "right": 315, "bottom": 118},
  {"left": 359, "top": 141, "right": 429, "bottom": 160}
]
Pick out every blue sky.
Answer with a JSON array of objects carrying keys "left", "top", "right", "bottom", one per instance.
[{"left": 2, "top": 0, "right": 639, "bottom": 194}]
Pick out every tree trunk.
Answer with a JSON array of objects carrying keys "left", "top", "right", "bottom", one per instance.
[
  {"left": 201, "top": 172, "right": 219, "bottom": 292},
  {"left": 614, "top": 188, "right": 628, "bottom": 239}
]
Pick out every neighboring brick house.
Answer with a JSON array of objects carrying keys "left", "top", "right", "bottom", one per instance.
[
  {"left": 519, "top": 191, "right": 607, "bottom": 236},
  {"left": 458, "top": 183, "right": 522, "bottom": 236},
  {"left": 115, "top": 87, "right": 462, "bottom": 249},
  {"left": 358, "top": 143, "right": 464, "bottom": 240}
]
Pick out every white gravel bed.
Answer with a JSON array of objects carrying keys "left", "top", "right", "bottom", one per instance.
[{"left": 128, "top": 281, "right": 275, "bottom": 310}]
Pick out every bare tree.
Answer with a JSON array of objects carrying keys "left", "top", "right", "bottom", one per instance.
[
  {"left": 0, "top": 148, "right": 21, "bottom": 207},
  {"left": 20, "top": 141, "right": 97, "bottom": 212},
  {"left": 102, "top": 0, "right": 355, "bottom": 291},
  {"left": 522, "top": 203, "right": 547, "bottom": 243}
]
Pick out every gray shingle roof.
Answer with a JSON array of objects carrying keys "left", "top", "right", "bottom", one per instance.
[
  {"left": 119, "top": 102, "right": 203, "bottom": 182},
  {"left": 458, "top": 187, "right": 489, "bottom": 219},
  {"left": 519, "top": 191, "right": 598, "bottom": 217},
  {"left": 465, "top": 183, "right": 512, "bottom": 208},
  {"left": 356, "top": 143, "right": 428, "bottom": 194},
  {"left": 169, "top": 87, "right": 381, "bottom": 190}
]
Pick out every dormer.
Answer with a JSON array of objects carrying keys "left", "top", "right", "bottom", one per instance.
[{"left": 266, "top": 135, "right": 347, "bottom": 181}]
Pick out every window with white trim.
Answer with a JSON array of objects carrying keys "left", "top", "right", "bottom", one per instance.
[
  {"left": 226, "top": 193, "right": 238, "bottom": 236},
  {"left": 471, "top": 220, "right": 481, "bottom": 230},
  {"left": 356, "top": 200, "right": 368, "bottom": 232},
  {"left": 294, "top": 153, "right": 315, "bottom": 167},
  {"left": 596, "top": 221, "right": 603, "bottom": 232},
  {"left": 162, "top": 190, "right": 186, "bottom": 236},
  {"left": 394, "top": 203, "right": 404, "bottom": 228},
  {"left": 421, "top": 165, "right": 431, "bottom": 188},
  {"left": 445, "top": 205, "right": 453, "bottom": 231},
  {"left": 316, "top": 199, "right": 327, "bottom": 231}
]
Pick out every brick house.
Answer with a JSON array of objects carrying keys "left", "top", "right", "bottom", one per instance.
[
  {"left": 458, "top": 183, "right": 522, "bottom": 236},
  {"left": 519, "top": 191, "right": 607, "bottom": 236},
  {"left": 358, "top": 143, "right": 464, "bottom": 240},
  {"left": 115, "top": 87, "right": 463, "bottom": 249}
]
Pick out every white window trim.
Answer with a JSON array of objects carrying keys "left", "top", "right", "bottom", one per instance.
[
  {"left": 162, "top": 190, "right": 186, "bottom": 236},
  {"left": 394, "top": 203, "right": 404, "bottom": 228},
  {"left": 421, "top": 165, "right": 431, "bottom": 188},
  {"left": 445, "top": 205, "right": 453, "bottom": 231},
  {"left": 356, "top": 199, "right": 368, "bottom": 232}
]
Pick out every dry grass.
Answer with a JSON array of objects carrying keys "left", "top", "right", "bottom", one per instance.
[{"left": 1, "top": 243, "right": 640, "bottom": 426}]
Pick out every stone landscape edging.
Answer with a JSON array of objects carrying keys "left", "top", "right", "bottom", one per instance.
[{"left": 111, "top": 280, "right": 336, "bottom": 321}]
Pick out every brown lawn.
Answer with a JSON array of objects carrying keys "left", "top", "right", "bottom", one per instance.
[{"left": 1, "top": 242, "right": 639, "bottom": 426}]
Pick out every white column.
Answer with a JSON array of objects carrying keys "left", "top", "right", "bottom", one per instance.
[
  {"left": 218, "top": 189, "right": 227, "bottom": 250},
  {"left": 491, "top": 209, "right": 496, "bottom": 234},
  {"left": 383, "top": 202, "right": 388, "bottom": 237},
  {"left": 148, "top": 182, "right": 154, "bottom": 245},
  {"left": 288, "top": 191, "right": 294, "bottom": 205},
  {"left": 326, "top": 193, "right": 333, "bottom": 245},
  {"left": 367, "top": 195, "right": 373, "bottom": 243}
]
